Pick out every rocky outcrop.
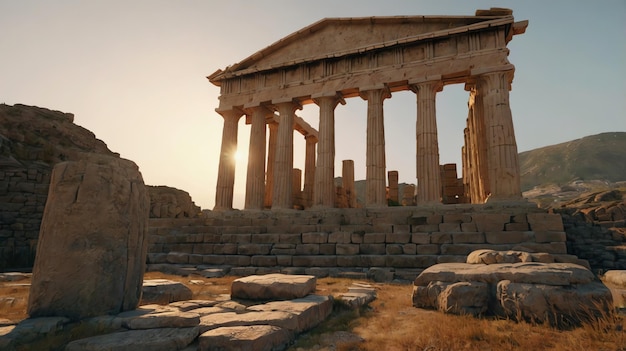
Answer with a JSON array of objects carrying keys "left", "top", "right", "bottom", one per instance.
[
  {"left": 555, "top": 189, "right": 626, "bottom": 271},
  {"left": 148, "top": 186, "right": 200, "bottom": 218},
  {"left": 412, "top": 250, "right": 613, "bottom": 327},
  {"left": 0, "top": 104, "right": 119, "bottom": 269},
  {"left": 27, "top": 154, "right": 150, "bottom": 321}
]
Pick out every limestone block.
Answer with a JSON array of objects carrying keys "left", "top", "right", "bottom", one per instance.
[
  {"left": 336, "top": 244, "right": 359, "bottom": 255},
  {"left": 386, "top": 244, "right": 404, "bottom": 255},
  {"left": 415, "top": 244, "right": 440, "bottom": 255},
  {"left": 466, "top": 249, "right": 532, "bottom": 265},
  {"left": 28, "top": 156, "right": 149, "bottom": 321},
  {"left": 461, "top": 222, "right": 478, "bottom": 232},
  {"left": 392, "top": 224, "right": 411, "bottom": 233},
  {"left": 451, "top": 232, "right": 485, "bottom": 244},
  {"left": 198, "top": 325, "right": 292, "bottom": 351},
  {"left": 485, "top": 231, "right": 532, "bottom": 244},
  {"left": 527, "top": 213, "right": 564, "bottom": 232},
  {"left": 430, "top": 233, "right": 452, "bottom": 244},
  {"left": 439, "top": 223, "right": 461, "bottom": 232},
  {"left": 251, "top": 234, "right": 281, "bottom": 244},
  {"left": 328, "top": 232, "right": 351, "bottom": 243},
  {"left": 534, "top": 231, "right": 567, "bottom": 243},
  {"left": 231, "top": 274, "right": 316, "bottom": 300},
  {"left": 402, "top": 243, "right": 417, "bottom": 254},
  {"left": 359, "top": 243, "right": 386, "bottom": 254},
  {"left": 472, "top": 214, "right": 510, "bottom": 232},
  {"left": 360, "top": 255, "right": 386, "bottom": 267},
  {"left": 386, "top": 233, "right": 410, "bottom": 243},
  {"left": 385, "top": 255, "right": 437, "bottom": 268},
  {"left": 222, "top": 255, "right": 251, "bottom": 266},
  {"left": 237, "top": 244, "right": 271, "bottom": 255},
  {"left": 412, "top": 224, "right": 440, "bottom": 232},
  {"left": 296, "top": 244, "right": 320, "bottom": 255},
  {"left": 292, "top": 255, "right": 337, "bottom": 267},
  {"left": 411, "top": 233, "right": 430, "bottom": 244},
  {"left": 437, "top": 281, "right": 489, "bottom": 316},
  {"left": 198, "top": 311, "right": 298, "bottom": 334},
  {"left": 65, "top": 327, "right": 199, "bottom": 351},
  {"left": 302, "top": 232, "right": 328, "bottom": 244},
  {"left": 319, "top": 244, "right": 336, "bottom": 255},
  {"left": 505, "top": 222, "right": 529, "bottom": 231},
  {"left": 141, "top": 279, "right": 193, "bottom": 305},
  {"left": 368, "top": 267, "right": 394, "bottom": 282},
  {"left": 167, "top": 252, "right": 190, "bottom": 264},
  {"left": 116, "top": 306, "right": 200, "bottom": 329},
  {"left": 336, "top": 255, "right": 360, "bottom": 267},
  {"left": 279, "top": 234, "right": 302, "bottom": 244},
  {"left": 251, "top": 256, "right": 278, "bottom": 266},
  {"left": 247, "top": 295, "right": 332, "bottom": 332},
  {"left": 363, "top": 233, "right": 386, "bottom": 243}
]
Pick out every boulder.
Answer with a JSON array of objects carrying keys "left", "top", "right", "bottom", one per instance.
[
  {"left": 230, "top": 274, "right": 316, "bottom": 300},
  {"left": 27, "top": 155, "right": 149, "bottom": 320},
  {"left": 413, "top": 253, "right": 613, "bottom": 327}
]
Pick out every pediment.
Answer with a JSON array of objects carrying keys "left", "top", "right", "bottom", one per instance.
[{"left": 209, "top": 10, "right": 517, "bottom": 82}]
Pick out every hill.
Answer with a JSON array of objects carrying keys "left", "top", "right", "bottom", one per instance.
[{"left": 519, "top": 132, "right": 626, "bottom": 191}]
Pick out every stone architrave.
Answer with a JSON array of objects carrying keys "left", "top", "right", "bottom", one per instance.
[
  {"left": 475, "top": 66, "right": 522, "bottom": 201},
  {"left": 214, "top": 110, "right": 243, "bottom": 211},
  {"left": 272, "top": 101, "right": 300, "bottom": 209},
  {"left": 312, "top": 93, "right": 344, "bottom": 208},
  {"left": 244, "top": 106, "right": 271, "bottom": 210},
  {"left": 360, "top": 87, "right": 391, "bottom": 208},
  {"left": 411, "top": 79, "right": 443, "bottom": 204},
  {"left": 27, "top": 154, "right": 150, "bottom": 321}
]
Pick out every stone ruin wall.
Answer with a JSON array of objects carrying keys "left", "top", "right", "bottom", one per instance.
[{"left": 146, "top": 206, "right": 583, "bottom": 279}]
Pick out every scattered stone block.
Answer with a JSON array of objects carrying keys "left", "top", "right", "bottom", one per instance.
[
  {"left": 231, "top": 274, "right": 316, "bottom": 301},
  {"left": 142, "top": 279, "right": 193, "bottom": 305},
  {"left": 65, "top": 326, "right": 199, "bottom": 351},
  {"left": 247, "top": 295, "right": 333, "bottom": 332},
  {"left": 198, "top": 325, "right": 292, "bottom": 351},
  {"left": 116, "top": 305, "right": 200, "bottom": 329}
]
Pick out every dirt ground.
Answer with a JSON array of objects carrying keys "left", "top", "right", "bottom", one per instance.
[{"left": 1, "top": 271, "right": 625, "bottom": 351}]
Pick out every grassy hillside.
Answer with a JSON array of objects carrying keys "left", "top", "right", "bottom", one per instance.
[{"left": 519, "top": 132, "right": 626, "bottom": 191}]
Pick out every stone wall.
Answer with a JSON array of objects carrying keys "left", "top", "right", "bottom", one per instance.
[
  {"left": 147, "top": 205, "right": 576, "bottom": 279},
  {"left": 0, "top": 164, "right": 50, "bottom": 268}
]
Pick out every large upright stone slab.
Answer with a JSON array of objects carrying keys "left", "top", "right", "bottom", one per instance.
[{"left": 28, "top": 154, "right": 150, "bottom": 320}]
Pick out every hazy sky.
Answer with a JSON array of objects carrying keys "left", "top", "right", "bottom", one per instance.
[{"left": 1, "top": 1, "right": 625, "bottom": 209}]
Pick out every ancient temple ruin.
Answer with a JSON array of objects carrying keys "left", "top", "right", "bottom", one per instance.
[{"left": 208, "top": 8, "right": 528, "bottom": 210}]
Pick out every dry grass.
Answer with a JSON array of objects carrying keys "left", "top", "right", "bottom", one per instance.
[{"left": 1, "top": 273, "right": 624, "bottom": 351}]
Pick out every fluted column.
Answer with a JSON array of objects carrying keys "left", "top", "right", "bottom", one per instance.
[
  {"left": 476, "top": 67, "right": 522, "bottom": 201},
  {"left": 303, "top": 134, "right": 317, "bottom": 208},
  {"left": 244, "top": 105, "right": 271, "bottom": 210},
  {"left": 214, "top": 109, "right": 243, "bottom": 211},
  {"left": 272, "top": 101, "right": 300, "bottom": 209},
  {"left": 342, "top": 160, "right": 356, "bottom": 208},
  {"left": 410, "top": 79, "right": 443, "bottom": 204},
  {"left": 360, "top": 87, "right": 390, "bottom": 207},
  {"left": 465, "top": 84, "right": 489, "bottom": 203},
  {"left": 264, "top": 122, "right": 278, "bottom": 209},
  {"left": 312, "top": 93, "right": 344, "bottom": 208}
]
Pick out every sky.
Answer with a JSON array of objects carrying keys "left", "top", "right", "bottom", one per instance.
[{"left": 1, "top": 1, "right": 625, "bottom": 210}]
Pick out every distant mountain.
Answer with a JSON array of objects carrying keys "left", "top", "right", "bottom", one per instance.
[{"left": 519, "top": 132, "right": 626, "bottom": 191}]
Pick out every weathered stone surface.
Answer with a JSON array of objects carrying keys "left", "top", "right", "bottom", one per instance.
[
  {"left": 28, "top": 155, "right": 149, "bottom": 320},
  {"left": 466, "top": 249, "right": 532, "bottom": 264},
  {"left": 116, "top": 305, "right": 200, "bottom": 329},
  {"left": 198, "top": 311, "right": 298, "bottom": 334},
  {"left": 142, "top": 279, "right": 193, "bottom": 305},
  {"left": 415, "top": 262, "right": 595, "bottom": 286},
  {"left": 198, "top": 325, "right": 292, "bottom": 351},
  {"left": 603, "top": 270, "right": 626, "bottom": 288},
  {"left": 65, "top": 326, "right": 199, "bottom": 351},
  {"left": 413, "top": 260, "right": 613, "bottom": 326},
  {"left": 148, "top": 185, "right": 200, "bottom": 218},
  {"left": 231, "top": 274, "right": 316, "bottom": 300},
  {"left": 247, "top": 295, "right": 333, "bottom": 332},
  {"left": 338, "top": 283, "right": 377, "bottom": 308}
]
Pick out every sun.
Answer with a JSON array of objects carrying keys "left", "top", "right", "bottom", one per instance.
[{"left": 234, "top": 150, "right": 243, "bottom": 161}]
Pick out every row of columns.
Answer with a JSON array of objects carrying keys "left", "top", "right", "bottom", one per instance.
[{"left": 214, "top": 67, "right": 521, "bottom": 211}]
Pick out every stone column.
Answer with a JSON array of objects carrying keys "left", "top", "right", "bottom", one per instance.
[
  {"left": 360, "top": 87, "right": 391, "bottom": 207},
  {"left": 264, "top": 122, "right": 278, "bottom": 209},
  {"left": 293, "top": 168, "right": 303, "bottom": 208},
  {"left": 410, "top": 79, "right": 443, "bottom": 204},
  {"left": 388, "top": 170, "right": 399, "bottom": 204},
  {"left": 214, "top": 109, "right": 243, "bottom": 211},
  {"left": 272, "top": 101, "right": 300, "bottom": 209},
  {"left": 312, "top": 93, "right": 344, "bottom": 208},
  {"left": 303, "top": 134, "right": 317, "bottom": 208},
  {"left": 475, "top": 66, "right": 522, "bottom": 201},
  {"left": 465, "top": 84, "right": 489, "bottom": 203},
  {"left": 342, "top": 160, "right": 356, "bottom": 208},
  {"left": 244, "top": 105, "right": 270, "bottom": 210}
]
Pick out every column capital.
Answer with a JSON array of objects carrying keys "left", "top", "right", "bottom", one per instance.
[
  {"left": 312, "top": 92, "right": 346, "bottom": 107},
  {"left": 216, "top": 108, "right": 244, "bottom": 120},
  {"left": 472, "top": 65, "right": 515, "bottom": 91},
  {"left": 359, "top": 85, "right": 391, "bottom": 101},
  {"left": 242, "top": 103, "right": 273, "bottom": 116},
  {"left": 271, "top": 98, "right": 303, "bottom": 112},
  {"left": 304, "top": 134, "right": 318, "bottom": 143},
  {"left": 409, "top": 80, "right": 443, "bottom": 95}
]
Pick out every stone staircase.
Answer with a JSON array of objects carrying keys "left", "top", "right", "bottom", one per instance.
[{"left": 147, "top": 206, "right": 577, "bottom": 282}]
